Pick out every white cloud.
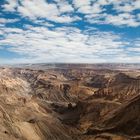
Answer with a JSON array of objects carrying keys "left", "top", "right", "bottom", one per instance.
[
  {"left": 73, "top": 0, "right": 90, "bottom": 8},
  {"left": 3, "top": 0, "right": 79, "bottom": 23},
  {"left": 0, "top": 0, "right": 140, "bottom": 63},
  {"left": 128, "top": 48, "right": 140, "bottom": 52},
  {"left": 113, "top": 0, "right": 140, "bottom": 12},
  {"left": 1, "top": 24, "right": 138, "bottom": 63},
  {"left": 104, "top": 14, "right": 139, "bottom": 27},
  {"left": 57, "top": 1, "right": 74, "bottom": 13},
  {"left": 127, "top": 39, "right": 140, "bottom": 52},
  {"left": 0, "top": 18, "right": 19, "bottom": 24},
  {"left": 113, "top": 55, "right": 140, "bottom": 63},
  {"left": 2, "top": 0, "right": 140, "bottom": 26},
  {"left": 73, "top": 0, "right": 140, "bottom": 27},
  {"left": 2, "top": 0, "right": 18, "bottom": 12}
]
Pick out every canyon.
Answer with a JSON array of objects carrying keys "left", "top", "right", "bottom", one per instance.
[{"left": 0, "top": 64, "right": 140, "bottom": 140}]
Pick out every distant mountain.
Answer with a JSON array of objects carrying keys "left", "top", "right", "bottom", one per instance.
[{"left": 5, "top": 63, "right": 140, "bottom": 70}]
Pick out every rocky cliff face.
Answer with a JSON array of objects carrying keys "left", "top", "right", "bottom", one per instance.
[
  {"left": 0, "top": 67, "right": 140, "bottom": 140},
  {"left": 88, "top": 72, "right": 140, "bottom": 103}
]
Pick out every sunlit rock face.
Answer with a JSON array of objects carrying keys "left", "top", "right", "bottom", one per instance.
[{"left": 0, "top": 64, "right": 140, "bottom": 140}]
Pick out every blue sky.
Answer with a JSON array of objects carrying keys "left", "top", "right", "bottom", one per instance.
[{"left": 0, "top": 0, "right": 140, "bottom": 64}]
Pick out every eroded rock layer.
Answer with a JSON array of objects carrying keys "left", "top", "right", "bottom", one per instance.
[{"left": 0, "top": 66, "right": 140, "bottom": 140}]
